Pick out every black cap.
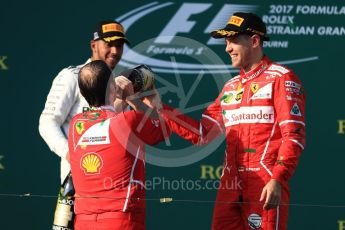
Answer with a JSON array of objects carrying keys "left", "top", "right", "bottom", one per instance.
[
  {"left": 93, "top": 20, "right": 130, "bottom": 45},
  {"left": 211, "top": 12, "right": 269, "bottom": 41}
]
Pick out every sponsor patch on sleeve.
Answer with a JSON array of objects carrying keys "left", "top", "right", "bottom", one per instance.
[
  {"left": 285, "top": 81, "right": 301, "bottom": 89},
  {"left": 286, "top": 95, "right": 302, "bottom": 102},
  {"left": 290, "top": 103, "right": 302, "bottom": 116},
  {"left": 286, "top": 87, "right": 302, "bottom": 95}
]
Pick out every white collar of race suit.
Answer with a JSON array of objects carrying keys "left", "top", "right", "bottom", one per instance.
[
  {"left": 83, "top": 105, "right": 116, "bottom": 112},
  {"left": 98, "top": 105, "right": 116, "bottom": 112}
]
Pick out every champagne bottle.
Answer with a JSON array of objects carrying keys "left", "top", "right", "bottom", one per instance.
[{"left": 52, "top": 172, "right": 75, "bottom": 230}]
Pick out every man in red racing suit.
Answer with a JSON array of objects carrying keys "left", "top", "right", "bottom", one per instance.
[{"left": 160, "top": 12, "right": 305, "bottom": 230}]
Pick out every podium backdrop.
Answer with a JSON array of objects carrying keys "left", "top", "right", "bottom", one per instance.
[{"left": 1, "top": 1, "right": 344, "bottom": 229}]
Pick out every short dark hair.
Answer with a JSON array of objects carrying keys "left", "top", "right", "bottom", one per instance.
[{"left": 78, "top": 60, "right": 111, "bottom": 107}]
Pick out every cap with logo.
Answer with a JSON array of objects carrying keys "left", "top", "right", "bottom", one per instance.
[
  {"left": 93, "top": 20, "right": 130, "bottom": 45},
  {"left": 211, "top": 12, "right": 270, "bottom": 41}
]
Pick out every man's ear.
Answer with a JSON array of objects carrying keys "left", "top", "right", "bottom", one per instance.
[
  {"left": 90, "top": 40, "right": 96, "bottom": 52},
  {"left": 251, "top": 35, "right": 261, "bottom": 48}
]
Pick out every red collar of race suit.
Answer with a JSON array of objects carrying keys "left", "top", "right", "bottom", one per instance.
[{"left": 240, "top": 56, "right": 272, "bottom": 84}]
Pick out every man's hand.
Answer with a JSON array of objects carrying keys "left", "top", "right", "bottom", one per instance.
[
  {"left": 113, "top": 98, "right": 127, "bottom": 112},
  {"left": 114, "top": 76, "right": 134, "bottom": 99},
  {"left": 113, "top": 76, "right": 134, "bottom": 111},
  {"left": 125, "top": 88, "right": 161, "bottom": 119},
  {"left": 260, "top": 179, "right": 282, "bottom": 210},
  {"left": 66, "top": 151, "right": 70, "bottom": 163},
  {"left": 141, "top": 88, "right": 163, "bottom": 110}
]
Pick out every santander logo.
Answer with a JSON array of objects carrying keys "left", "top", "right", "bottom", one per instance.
[{"left": 223, "top": 106, "right": 275, "bottom": 126}]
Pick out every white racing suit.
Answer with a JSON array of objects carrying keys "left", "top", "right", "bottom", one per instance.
[{"left": 39, "top": 59, "right": 90, "bottom": 182}]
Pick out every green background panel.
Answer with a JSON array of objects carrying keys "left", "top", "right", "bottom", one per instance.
[{"left": 0, "top": 1, "right": 344, "bottom": 229}]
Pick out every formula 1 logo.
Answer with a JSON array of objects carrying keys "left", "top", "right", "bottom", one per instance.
[{"left": 116, "top": 2, "right": 318, "bottom": 74}]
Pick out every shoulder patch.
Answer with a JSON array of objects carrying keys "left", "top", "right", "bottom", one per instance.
[{"left": 267, "top": 64, "right": 290, "bottom": 75}]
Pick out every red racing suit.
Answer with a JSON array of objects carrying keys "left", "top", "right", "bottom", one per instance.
[
  {"left": 68, "top": 106, "right": 169, "bottom": 230},
  {"left": 160, "top": 56, "right": 306, "bottom": 230}
]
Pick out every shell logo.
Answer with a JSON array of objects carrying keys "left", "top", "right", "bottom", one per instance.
[{"left": 80, "top": 153, "right": 103, "bottom": 174}]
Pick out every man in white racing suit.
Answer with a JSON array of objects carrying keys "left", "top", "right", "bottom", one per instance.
[{"left": 39, "top": 20, "right": 129, "bottom": 182}]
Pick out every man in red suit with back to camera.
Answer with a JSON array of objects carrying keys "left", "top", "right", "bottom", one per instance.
[{"left": 69, "top": 60, "right": 169, "bottom": 230}]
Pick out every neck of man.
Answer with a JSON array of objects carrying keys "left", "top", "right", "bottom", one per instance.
[{"left": 242, "top": 50, "right": 264, "bottom": 73}]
